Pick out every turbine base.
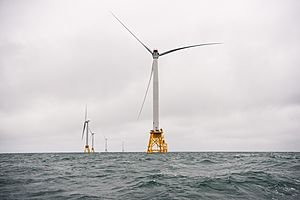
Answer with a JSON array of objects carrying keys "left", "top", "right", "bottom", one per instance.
[
  {"left": 84, "top": 145, "right": 90, "bottom": 154},
  {"left": 147, "top": 129, "right": 168, "bottom": 153}
]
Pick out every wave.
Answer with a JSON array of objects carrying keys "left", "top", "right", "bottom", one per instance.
[{"left": 0, "top": 152, "right": 299, "bottom": 199}]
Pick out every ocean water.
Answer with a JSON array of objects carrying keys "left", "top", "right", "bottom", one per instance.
[{"left": 0, "top": 152, "right": 299, "bottom": 200}]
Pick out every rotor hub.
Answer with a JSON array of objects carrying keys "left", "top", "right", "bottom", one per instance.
[{"left": 152, "top": 49, "right": 159, "bottom": 59}]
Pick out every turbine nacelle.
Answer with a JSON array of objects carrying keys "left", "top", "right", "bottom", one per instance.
[{"left": 152, "top": 49, "right": 159, "bottom": 59}]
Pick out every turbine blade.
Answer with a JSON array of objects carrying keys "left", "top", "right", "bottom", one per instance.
[
  {"left": 159, "top": 43, "right": 222, "bottom": 56},
  {"left": 81, "top": 122, "right": 86, "bottom": 140},
  {"left": 137, "top": 63, "right": 154, "bottom": 120},
  {"left": 84, "top": 105, "right": 87, "bottom": 121},
  {"left": 89, "top": 128, "right": 93, "bottom": 135},
  {"left": 111, "top": 12, "right": 152, "bottom": 55}
]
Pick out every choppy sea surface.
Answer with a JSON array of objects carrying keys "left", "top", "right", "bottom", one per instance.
[{"left": 0, "top": 152, "right": 299, "bottom": 199}]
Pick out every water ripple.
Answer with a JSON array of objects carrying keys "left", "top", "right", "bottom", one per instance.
[{"left": 0, "top": 152, "right": 299, "bottom": 199}]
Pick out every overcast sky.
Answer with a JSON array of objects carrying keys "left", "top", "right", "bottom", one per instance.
[{"left": 0, "top": 0, "right": 299, "bottom": 152}]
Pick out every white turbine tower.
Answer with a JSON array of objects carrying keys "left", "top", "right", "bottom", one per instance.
[
  {"left": 112, "top": 13, "right": 220, "bottom": 153},
  {"left": 104, "top": 137, "right": 108, "bottom": 152},
  {"left": 81, "top": 105, "right": 91, "bottom": 154},
  {"left": 90, "top": 130, "right": 96, "bottom": 153}
]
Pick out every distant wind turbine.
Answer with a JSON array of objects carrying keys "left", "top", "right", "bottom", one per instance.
[
  {"left": 81, "top": 105, "right": 91, "bottom": 154},
  {"left": 112, "top": 13, "right": 221, "bottom": 153},
  {"left": 104, "top": 136, "right": 108, "bottom": 152},
  {"left": 90, "top": 130, "right": 96, "bottom": 153}
]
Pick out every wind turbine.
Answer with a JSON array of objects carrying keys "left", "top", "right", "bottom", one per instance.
[
  {"left": 112, "top": 13, "right": 221, "bottom": 153},
  {"left": 104, "top": 137, "right": 108, "bottom": 152},
  {"left": 90, "top": 130, "right": 96, "bottom": 153},
  {"left": 81, "top": 105, "right": 91, "bottom": 154}
]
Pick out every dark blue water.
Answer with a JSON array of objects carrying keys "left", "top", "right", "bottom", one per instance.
[{"left": 0, "top": 152, "right": 299, "bottom": 199}]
